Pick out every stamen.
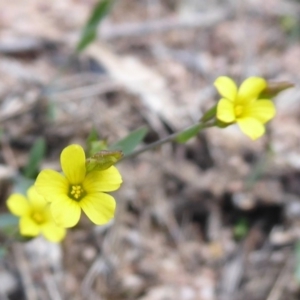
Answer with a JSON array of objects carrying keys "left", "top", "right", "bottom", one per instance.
[
  {"left": 234, "top": 105, "right": 243, "bottom": 117},
  {"left": 32, "top": 212, "right": 44, "bottom": 224},
  {"left": 69, "top": 185, "right": 86, "bottom": 201}
]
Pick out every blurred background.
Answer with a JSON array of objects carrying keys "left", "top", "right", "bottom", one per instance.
[{"left": 1, "top": 0, "right": 300, "bottom": 299}]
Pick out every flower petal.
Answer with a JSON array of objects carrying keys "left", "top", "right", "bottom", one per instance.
[
  {"left": 20, "top": 216, "right": 40, "bottom": 237},
  {"left": 80, "top": 193, "right": 116, "bottom": 225},
  {"left": 27, "top": 186, "right": 47, "bottom": 209},
  {"left": 7, "top": 194, "right": 31, "bottom": 216},
  {"left": 214, "top": 76, "right": 238, "bottom": 101},
  {"left": 41, "top": 222, "right": 66, "bottom": 242},
  {"left": 83, "top": 166, "right": 122, "bottom": 193},
  {"left": 61, "top": 144, "right": 86, "bottom": 184},
  {"left": 243, "top": 100, "right": 276, "bottom": 124},
  {"left": 50, "top": 196, "right": 81, "bottom": 228},
  {"left": 35, "top": 170, "right": 69, "bottom": 202},
  {"left": 237, "top": 77, "right": 266, "bottom": 105},
  {"left": 237, "top": 118, "right": 265, "bottom": 140},
  {"left": 217, "top": 98, "right": 235, "bottom": 123}
]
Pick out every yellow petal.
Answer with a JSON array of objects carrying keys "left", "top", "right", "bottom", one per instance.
[
  {"left": 214, "top": 76, "right": 238, "bottom": 101},
  {"left": 80, "top": 193, "right": 116, "bottom": 225},
  {"left": 61, "top": 144, "right": 86, "bottom": 184},
  {"left": 27, "top": 186, "right": 47, "bottom": 209},
  {"left": 50, "top": 196, "right": 81, "bottom": 228},
  {"left": 7, "top": 194, "right": 31, "bottom": 216},
  {"left": 83, "top": 166, "right": 122, "bottom": 193},
  {"left": 35, "top": 170, "right": 69, "bottom": 202},
  {"left": 237, "top": 118, "right": 265, "bottom": 140},
  {"left": 20, "top": 216, "right": 40, "bottom": 237},
  {"left": 41, "top": 222, "right": 66, "bottom": 242},
  {"left": 243, "top": 100, "right": 276, "bottom": 124},
  {"left": 217, "top": 98, "right": 235, "bottom": 123},
  {"left": 237, "top": 77, "right": 266, "bottom": 105}
]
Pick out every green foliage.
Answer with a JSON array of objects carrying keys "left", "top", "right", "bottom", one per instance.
[
  {"left": 233, "top": 219, "right": 249, "bottom": 240},
  {"left": 86, "top": 128, "right": 108, "bottom": 156},
  {"left": 0, "top": 128, "right": 4, "bottom": 141},
  {"left": 23, "top": 138, "right": 46, "bottom": 179},
  {"left": 280, "top": 15, "right": 300, "bottom": 40},
  {"left": 0, "top": 247, "right": 6, "bottom": 260},
  {"left": 109, "top": 127, "right": 148, "bottom": 156},
  {"left": 87, "top": 127, "right": 99, "bottom": 145},
  {"left": 0, "top": 213, "right": 19, "bottom": 237},
  {"left": 86, "top": 150, "right": 123, "bottom": 172},
  {"left": 200, "top": 105, "right": 217, "bottom": 123},
  {"left": 245, "top": 147, "right": 273, "bottom": 189},
  {"left": 0, "top": 213, "right": 18, "bottom": 230},
  {"left": 295, "top": 241, "right": 300, "bottom": 283},
  {"left": 215, "top": 120, "right": 231, "bottom": 128},
  {"left": 47, "top": 100, "right": 57, "bottom": 121},
  {"left": 175, "top": 124, "right": 202, "bottom": 143},
  {"left": 259, "top": 81, "right": 294, "bottom": 99},
  {"left": 76, "top": 0, "right": 115, "bottom": 52}
]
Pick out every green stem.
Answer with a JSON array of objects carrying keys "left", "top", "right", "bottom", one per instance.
[{"left": 123, "top": 122, "right": 214, "bottom": 160}]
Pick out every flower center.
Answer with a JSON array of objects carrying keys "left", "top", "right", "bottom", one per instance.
[
  {"left": 234, "top": 105, "right": 244, "bottom": 117},
  {"left": 32, "top": 212, "right": 45, "bottom": 224},
  {"left": 69, "top": 184, "right": 86, "bottom": 201}
]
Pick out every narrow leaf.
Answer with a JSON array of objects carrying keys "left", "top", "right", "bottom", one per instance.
[
  {"left": 295, "top": 241, "right": 300, "bottom": 283},
  {"left": 23, "top": 138, "right": 46, "bottom": 179},
  {"left": 86, "top": 128, "right": 108, "bottom": 156},
  {"left": 76, "top": 0, "right": 115, "bottom": 52},
  {"left": 200, "top": 105, "right": 217, "bottom": 122},
  {"left": 109, "top": 127, "right": 148, "bottom": 156},
  {"left": 175, "top": 124, "right": 202, "bottom": 143}
]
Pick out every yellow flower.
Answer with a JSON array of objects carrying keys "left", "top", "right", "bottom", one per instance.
[
  {"left": 7, "top": 186, "right": 66, "bottom": 242},
  {"left": 215, "top": 76, "right": 276, "bottom": 140},
  {"left": 35, "top": 144, "right": 122, "bottom": 228}
]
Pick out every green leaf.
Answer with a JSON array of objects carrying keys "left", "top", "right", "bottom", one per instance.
[
  {"left": 200, "top": 105, "right": 217, "bottom": 122},
  {"left": 47, "top": 100, "right": 57, "bottom": 121},
  {"left": 23, "top": 138, "right": 46, "bottom": 179},
  {"left": 86, "top": 128, "right": 108, "bottom": 156},
  {"left": 86, "top": 150, "right": 123, "bottom": 172},
  {"left": 175, "top": 124, "right": 202, "bottom": 143},
  {"left": 0, "top": 247, "right": 7, "bottom": 260},
  {"left": 295, "top": 241, "right": 300, "bottom": 283},
  {"left": 109, "top": 127, "right": 148, "bottom": 156},
  {"left": 87, "top": 128, "right": 99, "bottom": 145},
  {"left": 76, "top": 0, "right": 115, "bottom": 52},
  {"left": 89, "top": 141, "right": 108, "bottom": 156},
  {"left": 0, "top": 213, "right": 18, "bottom": 229},
  {"left": 215, "top": 120, "right": 232, "bottom": 128},
  {"left": 245, "top": 147, "right": 273, "bottom": 190},
  {"left": 0, "top": 213, "right": 18, "bottom": 236},
  {"left": 233, "top": 219, "right": 249, "bottom": 240}
]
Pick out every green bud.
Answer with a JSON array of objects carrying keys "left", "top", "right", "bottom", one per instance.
[
  {"left": 86, "top": 150, "right": 123, "bottom": 172},
  {"left": 259, "top": 81, "right": 294, "bottom": 99}
]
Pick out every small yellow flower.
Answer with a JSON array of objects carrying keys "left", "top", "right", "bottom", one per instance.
[
  {"left": 7, "top": 186, "right": 66, "bottom": 242},
  {"left": 35, "top": 144, "right": 122, "bottom": 228},
  {"left": 215, "top": 76, "right": 276, "bottom": 140}
]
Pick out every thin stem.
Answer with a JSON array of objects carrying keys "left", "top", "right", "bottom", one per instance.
[{"left": 123, "top": 122, "right": 214, "bottom": 160}]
